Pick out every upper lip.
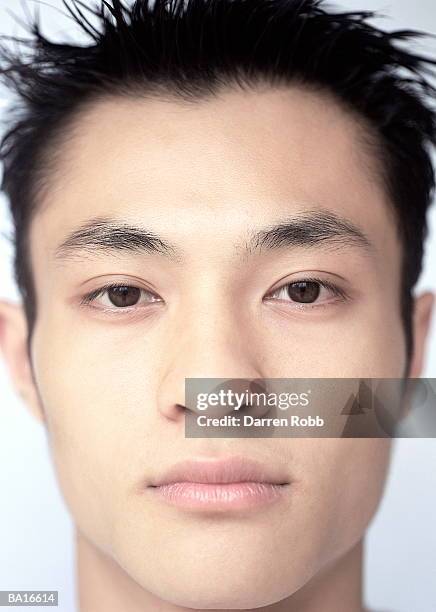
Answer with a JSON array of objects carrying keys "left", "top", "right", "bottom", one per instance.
[{"left": 149, "top": 456, "right": 290, "bottom": 486}]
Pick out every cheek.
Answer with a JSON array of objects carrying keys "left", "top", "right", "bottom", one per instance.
[
  {"left": 259, "top": 304, "right": 406, "bottom": 378},
  {"left": 295, "top": 438, "right": 393, "bottom": 559},
  {"left": 31, "top": 322, "right": 160, "bottom": 552}
]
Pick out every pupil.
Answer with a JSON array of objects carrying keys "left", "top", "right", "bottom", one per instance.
[
  {"left": 108, "top": 286, "right": 140, "bottom": 307},
  {"left": 287, "top": 281, "right": 320, "bottom": 303}
]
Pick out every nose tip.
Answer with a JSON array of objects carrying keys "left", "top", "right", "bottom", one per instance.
[
  {"left": 156, "top": 327, "right": 266, "bottom": 422},
  {"left": 162, "top": 376, "right": 273, "bottom": 427}
]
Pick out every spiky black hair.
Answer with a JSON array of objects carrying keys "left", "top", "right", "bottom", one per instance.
[{"left": 0, "top": 0, "right": 435, "bottom": 373}]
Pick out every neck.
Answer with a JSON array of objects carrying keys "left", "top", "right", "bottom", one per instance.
[{"left": 76, "top": 531, "right": 367, "bottom": 612}]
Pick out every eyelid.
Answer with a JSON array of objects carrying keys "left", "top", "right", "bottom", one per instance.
[
  {"left": 80, "top": 282, "right": 162, "bottom": 309},
  {"left": 264, "top": 276, "right": 348, "bottom": 307}
]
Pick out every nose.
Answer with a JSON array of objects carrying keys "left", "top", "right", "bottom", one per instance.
[{"left": 156, "top": 306, "right": 265, "bottom": 422}]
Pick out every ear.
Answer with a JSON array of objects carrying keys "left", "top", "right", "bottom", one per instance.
[
  {"left": 0, "top": 299, "right": 45, "bottom": 423},
  {"left": 408, "top": 291, "right": 435, "bottom": 378}
]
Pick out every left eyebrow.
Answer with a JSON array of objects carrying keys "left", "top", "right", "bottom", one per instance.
[{"left": 243, "top": 209, "right": 373, "bottom": 256}]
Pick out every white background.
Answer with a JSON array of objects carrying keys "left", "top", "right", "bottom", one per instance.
[{"left": 0, "top": 1, "right": 435, "bottom": 611}]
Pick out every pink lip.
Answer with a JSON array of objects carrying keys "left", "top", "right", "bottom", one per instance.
[{"left": 147, "top": 456, "right": 290, "bottom": 512}]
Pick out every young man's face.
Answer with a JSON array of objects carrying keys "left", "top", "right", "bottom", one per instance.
[{"left": 0, "top": 86, "right": 434, "bottom": 608}]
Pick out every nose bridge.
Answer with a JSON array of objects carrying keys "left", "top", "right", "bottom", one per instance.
[
  {"left": 176, "top": 299, "right": 262, "bottom": 376},
  {"left": 157, "top": 295, "right": 264, "bottom": 417}
]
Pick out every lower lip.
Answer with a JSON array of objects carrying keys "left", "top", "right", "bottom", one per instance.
[{"left": 148, "top": 481, "right": 288, "bottom": 511}]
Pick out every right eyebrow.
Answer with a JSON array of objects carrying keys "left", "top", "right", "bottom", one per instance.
[{"left": 53, "top": 216, "right": 182, "bottom": 263}]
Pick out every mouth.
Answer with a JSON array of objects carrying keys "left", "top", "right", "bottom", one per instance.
[
  {"left": 148, "top": 481, "right": 288, "bottom": 511},
  {"left": 146, "top": 456, "right": 290, "bottom": 512}
]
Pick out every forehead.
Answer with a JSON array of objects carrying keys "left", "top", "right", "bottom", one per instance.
[{"left": 30, "top": 85, "right": 400, "bottom": 268}]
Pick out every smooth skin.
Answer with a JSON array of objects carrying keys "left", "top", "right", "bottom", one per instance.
[{"left": 0, "top": 84, "right": 434, "bottom": 611}]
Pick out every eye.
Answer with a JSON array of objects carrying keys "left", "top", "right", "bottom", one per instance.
[
  {"left": 264, "top": 277, "right": 347, "bottom": 309},
  {"left": 80, "top": 282, "right": 163, "bottom": 311}
]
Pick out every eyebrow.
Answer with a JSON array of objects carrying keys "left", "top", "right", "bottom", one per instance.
[
  {"left": 245, "top": 209, "right": 373, "bottom": 255},
  {"left": 52, "top": 209, "right": 373, "bottom": 263}
]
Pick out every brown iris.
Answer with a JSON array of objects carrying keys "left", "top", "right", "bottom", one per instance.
[
  {"left": 107, "top": 286, "right": 141, "bottom": 307},
  {"left": 286, "top": 281, "right": 320, "bottom": 303}
]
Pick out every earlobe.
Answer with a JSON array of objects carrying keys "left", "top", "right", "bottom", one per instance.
[
  {"left": 0, "top": 299, "right": 45, "bottom": 424},
  {"left": 408, "top": 291, "right": 435, "bottom": 379}
]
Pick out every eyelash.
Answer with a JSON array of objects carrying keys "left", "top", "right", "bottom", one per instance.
[
  {"left": 79, "top": 281, "right": 161, "bottom": 314},
  {"left": 265, "top": 276, "right": 347, "bottom": 309},
  {"left": 79, "top": 277, "right": 348, "bottom": 314}
]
